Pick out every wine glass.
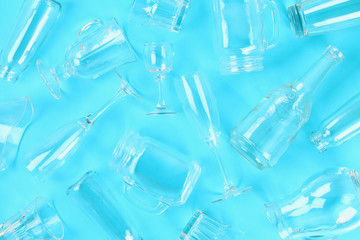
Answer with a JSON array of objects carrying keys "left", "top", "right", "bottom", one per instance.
[{"left": 144, "top": 42, "right": 176, "bottom": 115}]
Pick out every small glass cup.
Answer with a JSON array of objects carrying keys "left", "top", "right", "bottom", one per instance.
[
  {"left": 110, "top": 132, "right": 201, "bottom": 214},
  {"left": 0, "top": 197, "right": 64, "bottom": 239},
  {"left": 129, "top": 0, "right": 189, "bottom": 32}
]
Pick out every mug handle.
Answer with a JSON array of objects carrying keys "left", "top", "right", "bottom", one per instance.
[
  {"left": 77, "top": 19, "right": 104, "bottom": 40},
  {"left": 123, "top": 182, "right": 169, "bottom": 215},
  {"left": 263, "top": 0, "right": 280, "bottom": 50}
]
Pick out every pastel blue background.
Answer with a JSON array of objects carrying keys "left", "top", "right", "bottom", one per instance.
[{"left": 1, "top": 0, "right": 360, "bottom": 239}]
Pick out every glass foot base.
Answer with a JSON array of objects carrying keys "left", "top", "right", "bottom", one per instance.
[
  {"left": 37, "top": 59, "right": 62, "bottom": 99},
  {"left": 212, "top": 186, "right": 252, "bottom": 203},
  {"left": 147, "top": 107, "right": 176, "bottom": 115}
]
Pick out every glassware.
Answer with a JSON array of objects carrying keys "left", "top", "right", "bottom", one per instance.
[
  {"left": 0, "top": 96, "right": 33, "bottom": 171},
  {"left": 176, "top": 72, "right": 252, "bottom": 203},
  {"left": 0, "top": 0, "right": 61, "bottom": 82},
  {"left": 179, "top": 210, "right": 244, "bottom": 240},
  {"left": 311, "top": 93, "right": 360, "bottom": 152},
  {"left": 110, "top": 132, "right": 201, "bottom": 214},
  {"left": 288, "top": 0, "right": 360, "bottom": 38},
  {"left": 37, "top": 17, "right": 137, "bottom": 99},
  {"left": 230, "top": 46, "right": 344, "bottom": 170},
  {"left": 128, "top": 0, "right": 189, "bottom": 32},
  {"left": 26, "top": 73, "right": 141, "bottom": 180},
  {"left": 67, "top": 171, "right": 142, "bottom": 240},
  {"left": 144, "top": 42, "right": 176, "bottom": 115},
  {"left": 213, "top": 0, "right": 280, "bottom": 74},
  {"left": 266, "top": 167, "right": 360, "bottom": 240},
  {"left": 0, "top": 197, "right": 64, "bottom": 239}
]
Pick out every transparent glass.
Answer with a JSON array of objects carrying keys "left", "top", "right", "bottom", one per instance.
[
  {"left": 129, "top": 0, "right": 189, "bottom": 32},
  {"left": 288, "top": 0, "right": 360, "bottom": 37},
  {"left": 213, "top": 0, "right": 280, "bottom": 74},
  {"left": 266, "top": 168, "right": 360, "bottom": 240},
  {"left": 144, "top": 42, "right": 176, "bottom": 115},
  {"left": 0, "top": 96, "right": 33, "bottom": 171},
  {"left": 67, "top": 171, "right": 142, "bottom": 240},
  {"left": 179, "top": 210, "right": 244, "bottom": 240},
  {"left": 0, "top": 197, "right": 64, "bottom": 240},
  {"left": 0, "top": 0, "right": 61, "bottom": 82},
  {"left": 230, "top": 46, "right": 344, "bottom": 170},
  {"left": 110, "top": 132, "right": 201, "bottom": 214},
  {"left": 37, "top": 18, "right": 137, "bottom": 99},
  {"left": 311, "top": 93, "right": 360, "bottom": 152},
  {"left": 176, "top": 72, "right": 252, "bottom": 203},
  {"left": 26, "top": 74, "right": 141, "bottom": 180}
]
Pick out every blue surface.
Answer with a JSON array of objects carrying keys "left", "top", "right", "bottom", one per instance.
[{"left": 1, "top": 0, "right": 360, "bottom": 239}]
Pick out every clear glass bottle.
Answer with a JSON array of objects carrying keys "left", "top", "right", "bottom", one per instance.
[{"left": 230, "top": 46, "right": 344, "bottom": 170}]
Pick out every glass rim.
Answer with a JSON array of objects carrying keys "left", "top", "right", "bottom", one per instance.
[{"left": 40, "top": 0, "right": 62, "bottom": 9}]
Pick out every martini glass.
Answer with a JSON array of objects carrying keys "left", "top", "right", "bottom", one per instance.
[{"left": 176, "top": 72, "right": 252, "bottom": 203}]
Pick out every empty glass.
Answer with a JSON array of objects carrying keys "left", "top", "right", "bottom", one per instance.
[
  {"left": 176, "top": 72, "right": 251, "bottom": 202},
  {"left": 266, "top": 168, "right": 360, "bottom": 240},
  {"left": 0, "top": 197, "right": 64, "bottom": 239},
  {"left": 289, "top": 0, "right": 360, "bottom": 37},
  {"left": 213, "top": 0, "right": 280, "bottom": 73},
  {"left": 0, "top": 0, "right": 61, "bottom": 82},
  {"left": 37, "top": 18, "right": 137, "bottom": 99},
  {"left": 179, "top": 210, "right": 244, "bottom": 240},
  {"left": 129, "top": 0, "right": 189, "bottom": 32},
  {"left": 0, "top": 96, "right": 33, "bottom": 171},
  {"left": 110, "top": 132, "right": 201, "bottom": 214},
  {"left": 311, "top": 93, "right": 360, "bottom": 152},
  {"left": 144, "top": 42, "right": 176, "bottom": 115},
  {"left": 67, "top": 171, "right": 142, "bottom": 240}
]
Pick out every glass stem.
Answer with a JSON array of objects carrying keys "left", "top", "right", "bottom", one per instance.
[{"left": 155, "top": 75, "right": 166, "bottom": 109}]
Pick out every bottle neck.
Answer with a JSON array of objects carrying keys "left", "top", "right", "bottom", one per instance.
[{"left": 54, "top": 61, "right": 75, "bottom": 82}]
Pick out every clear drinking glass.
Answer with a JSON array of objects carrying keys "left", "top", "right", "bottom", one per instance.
[
  {"left": 213, "top": 0, "right": 280, "bottom": 74},
  {"left": 179, "top": 210, "right": 244, "bottom": 240},
  {"left": 26, "top": 73, "right": 141, "bottom": 180},
  {"left": 288, "top": 0, "right": 360, "bottom": 37},
  {"left": 230, "top": 46, "right": 343, "bottom": 170},
  {"left": 37, "top": 18, "right": 137, "bottom": 99},
  {"left": 311, "top": 93, "right": 360, "bottom": 152},
  {"left": 0, "top": 96, "right": 33, "bottom": 171},
  {"left": 0, "top": 0, "right": 61, "bottom": 82},
  {"left": 144, "top": 42, "right": 176, "bottom": 115},
  {"left": 0, "top": 197, "right": 64, "bottom": 240},
  {"left": 129, "top": 0, "right": 189, "bottom": 32},
  {"left": 266, "top": 168, "right": 360, "bottom": 240},
  {"left": 176, "top": 72, "right": 252, "bottom": 203},
  {"left": 110, "top": 132, "right": 201, "bottom": 214},
  {"left": 67, "top": 171, "right": 143, "bottom": 240}
]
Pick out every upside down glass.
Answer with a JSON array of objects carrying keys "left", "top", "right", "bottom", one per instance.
[
  {"left": 266, "top": 168, "right": 360, "bottom": 240},
  {"left": 0, "top": 197, "right": 64, "bottom": 239},
  {"left": 37, "top": 17, "right": 137, "bottom": 99},
  {"left": 213, "top": 0, "right": 280, "bottom": 73},
  {"left": 110, "top": 132, "right": 201, "bottom": 214},
  {"left": 0, "top": 0, "right": 61, "bottom": 82},
  {"left": 288, "top": 0, "right": 360, "bottom": 37}
]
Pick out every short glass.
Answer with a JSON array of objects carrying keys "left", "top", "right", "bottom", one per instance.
[
  {"left": 129, "top": 0, "right": 189, "bottom": 32},
  {"left": 0, "top": 197, "right": 64, "bottom": 239},
  {"left": 37, "top": 18, "right": 137, "bottom": 99},
  {"left": 0, "top": 0, "right": 61, "bottom": 82},
  {"left": 266, "top": 168, "right": 360, "bottom": 240},
  {"left": 0, "top": 96, "right": 33, "bottom": 171},
  {"left": 110, "top": 132, "right": 201, "bottom": 214},
  {"left": 67, "top": 171, "right": 143, "bottom": 240},
  {"left": 213, "top": 0, "right": 280, "bottom": 73}
]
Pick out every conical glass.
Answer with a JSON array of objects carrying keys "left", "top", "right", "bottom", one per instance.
[
  {"left": 37, "top": 17, "right": 137, "bottom": 99},
  {"left": 176, "top": 72, "right": 251, "bottom": 203},
  {"left": 266, "top": 168, "right": 360, "bottom": 240},
  {"left": 0, "top": 0, "right": 61, "bottom": 82},
  {"left": 230, "top": 46, "right": 344, "bottom": 170},
  {"left": 25, "top": 72, "right": 141, "bottom": 180},
  {"left": 0, "top": 96, "right": 33, "bottom": 171}
]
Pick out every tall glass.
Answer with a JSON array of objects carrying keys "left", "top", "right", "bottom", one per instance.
[
  {"left": 0, "top": 0, "right": 61, "bottom": 82},
  {"left": 213, "top": 0, "right": 280, "bottom": 73},
  {"left": 288, "top": 0, "right": 360, "bottom": 37}
]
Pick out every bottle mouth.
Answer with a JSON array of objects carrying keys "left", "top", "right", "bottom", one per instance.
[
  {"left": 220, "top": 56, "right": 263, "bottom": 74},
  {"left": 310, "top": 130, "right": 329, "bottom": 153},
  {"left": 0, "top": 66, "right": 19, "bottom": 82},
  {"left": 326, "top": 45, "right": 345, "bottom": 62},
  {"left": 288, "top": 4, "right": 306, "bottom": 38}
]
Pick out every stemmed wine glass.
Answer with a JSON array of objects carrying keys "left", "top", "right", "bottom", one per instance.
[
  {"left": 144, "top": 42, "right": 176, "bottom": 115},
  {"left": 176, "top": 72, "right": 252, "bottom": 203}
]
